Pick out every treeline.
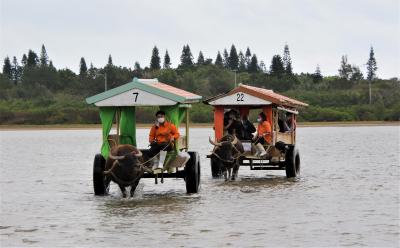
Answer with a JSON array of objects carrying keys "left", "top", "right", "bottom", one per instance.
[{"left": 0, "top": 44, "right": 399, "bottom": 124}]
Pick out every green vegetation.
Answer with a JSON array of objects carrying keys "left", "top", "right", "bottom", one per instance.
[{"left": 1, "top": 44, "right": 399, "bottom": 125}]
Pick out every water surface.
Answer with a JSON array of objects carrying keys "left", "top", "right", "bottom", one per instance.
[{"left": 1, "top": 126, "right": 399, "bottom": 247}]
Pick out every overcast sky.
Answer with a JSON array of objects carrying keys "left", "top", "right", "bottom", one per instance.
[{"left": 1, "top": 0, "right": 399, "bottom": 78}]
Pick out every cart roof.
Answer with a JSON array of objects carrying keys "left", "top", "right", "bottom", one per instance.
[
  {"left": 204, "top": 84, "right": 308, "bottom": 108},
  {"left": 86, "top": 78, "right": 202, "bottom": 107}
]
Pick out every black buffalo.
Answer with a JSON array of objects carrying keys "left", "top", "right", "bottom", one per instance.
[
  {"left": 105, "top": 144, "right": 144, "bottom": 197},
  {"left": 209, "top": 135, "right": 244, "bottom": 181}
]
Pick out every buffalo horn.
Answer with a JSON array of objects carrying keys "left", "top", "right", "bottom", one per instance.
[{"left": 209, "top": 137, "right": 222, "bottom": 146}]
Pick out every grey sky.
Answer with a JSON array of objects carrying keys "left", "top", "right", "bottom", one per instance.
[{"left": 1, "top": 0, "right": 399, "bottom": 78}]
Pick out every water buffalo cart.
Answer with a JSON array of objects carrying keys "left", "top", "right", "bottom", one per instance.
[
  {"left": 204, "top": 84, "right": 308, "bottom": 179},
  {"left": 86, "top": 78, "right": 202, "bottom": 196}
]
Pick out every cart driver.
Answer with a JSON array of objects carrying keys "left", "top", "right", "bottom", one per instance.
[
  {"left": 253, "top": 112, "right": 272, "bottom": 156},
  {"left": 148, "top": 110, "right": 180, "bottom": 159}
]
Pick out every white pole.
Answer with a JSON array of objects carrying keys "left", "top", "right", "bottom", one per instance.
[
  {"left": 105, "top": 72, "right": 107, "bottom": 91},
  {"left": 369, "top": 80, "right": 371, "bottom": 104}
]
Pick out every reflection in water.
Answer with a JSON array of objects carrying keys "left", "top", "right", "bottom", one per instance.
[{"left": 0, "top": 126, "right": 399, "bottom": 247}]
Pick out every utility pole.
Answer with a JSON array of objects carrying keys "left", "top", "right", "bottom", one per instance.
[
  {"left": 104, "top": 72, "right": 107, "bottom": 91},
  {"left": 233, "top": 70, "right": 237, "bottom": 88},
  {"left": 368, "top": 80, "right": 372, "bottom": 104}
]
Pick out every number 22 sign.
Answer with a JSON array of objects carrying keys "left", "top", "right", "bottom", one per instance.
[{"left": 236, "top": 93, "right": 244, "bottom": 101}]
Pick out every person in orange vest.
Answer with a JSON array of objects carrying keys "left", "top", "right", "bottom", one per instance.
[
  {"left": 148, "top": 110, "right": 180, "bottom": 160},
  {"left": 253, "top": 112, "right": 271, "bottom": 156}
]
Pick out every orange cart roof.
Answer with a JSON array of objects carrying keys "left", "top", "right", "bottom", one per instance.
[{"left": 204, "top": 84, "right": 308, "bottom": 108}]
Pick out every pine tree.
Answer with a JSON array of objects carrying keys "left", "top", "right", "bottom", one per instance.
[
  {"left": 49, "top": 60, "right": 55, "bottom": 69},
  {"left": 107, "top": 54, "right": 113, "bottom": 66},
  {"left": 40, "top": 44, "right": 49, "bottom": 66},
  {"left": 163, "top": 50, "right": 171, "bottom": 69},
  {"left": 2, "top": 56, "right": 12, "bottom": 79},
  {"left": 228, "top": 44, "right": 239, "bottom": 70},
  {"left": 283, "top": 44, "right": 292, "bottom": 74},
  {"left": 215, "top": 51, "right": 223, "bottom": 67},
  {"left": 338, "top": 55, "right": 352, "bottom": 80},
  {"left": 11, "top": 56, "right": 21, "bottom": 84},
  {"left": 223, "top": 49, "right": 229, "bottom": 68},
  {"left": 270, "top": 55, "right": 285, "bottom": 77},
  {"left": 180, "top": 45, "right": 193, "bottom": 67},
  {"left": 150, "top": 46, "right": 161, "bottom": 70},
  {"left": 238, "top": 51, "right": 246, "bottom": 72},
  {"left": 27, "top": 50, "right": 39, "bottom": 67},
  {"left": 350, "top": 65, "right": 363, "bottom": 81},
  {"left": 313, "top": 64, "right": 323, "bottom": 83},
  {"left": 21, "top": 54, "right": 27, "bottom": 67},
  {"left": 366, "top": 46, "right": 377, "bottom": 81},
  {"left": 245, "top": 47, "right": 252, "bottom": 68},
  {"left": 134, "top": 61, "right": 141, "bottom": 71},
  {"left": 197, "top": 51, "right": 205, "bottom": 65},
  {"left": 79, "top": 57, "right": 87, "bottom": 76},
  {"left": 248, "top": 54, "right": 259, "bottom": 73},
  {"left": 259, "top": 60, "right": 266, "bottom": 73},
  {"left": 133, "top": 61, "right": 143, "bottom": 78}
]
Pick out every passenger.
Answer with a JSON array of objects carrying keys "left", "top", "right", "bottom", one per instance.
[
  {"left": 224, "top": 109, "right": 244, "bottom": 139},
  {"left": 148, "top": 110, "right": 180, "bottom": 159},
  {"left": 241, "top": 114, "right": 256, "bottom": 140},
  {"left": 278, "top": 114, "right": 290, "bottom": 132},
  {"left": 253, "top": 112, "right": 272, "bottom": 157},
  {"left": 286, "top": 113, "right": 296, "bottom": 131}
]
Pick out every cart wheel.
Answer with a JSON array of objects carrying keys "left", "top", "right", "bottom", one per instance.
[
  {"left": 285, "top": 146, "right": 300, "bottom": 178},
  {"left": 93, "top": 154, "right": 109, "bottom": 195},
  {"left": 185, "top": 151, "right": 200, "bottom": 194},
  {"left": 211, "top": 157, "right": 222, "bottom": 178}
]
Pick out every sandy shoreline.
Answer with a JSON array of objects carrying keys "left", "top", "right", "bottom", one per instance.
[{"left": 0, "top": 121, "right": 399, "bottom": 131}]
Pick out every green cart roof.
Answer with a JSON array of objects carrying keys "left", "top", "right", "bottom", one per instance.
[{"left": 86, "top": 78, "right": 202, "bottom": 107}]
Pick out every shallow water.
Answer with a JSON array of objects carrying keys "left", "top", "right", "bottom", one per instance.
[{"left": 0, "top": 126, "right": 399, "bottom": 247}]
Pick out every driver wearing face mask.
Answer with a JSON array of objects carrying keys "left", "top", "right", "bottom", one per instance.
[{"left": 148, "top": 110, "right": 180, "bottom": 159}]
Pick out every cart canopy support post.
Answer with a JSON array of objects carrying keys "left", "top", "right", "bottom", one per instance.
[{"left": 214, "top": 106, "right": 224, "bottom": 141}]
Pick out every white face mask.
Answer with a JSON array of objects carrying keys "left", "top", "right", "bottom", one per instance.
[
  {"left": 157, "top": 117, "right": 165, "bottom": 123},
  {"left": 257, "top": 118, "right": 262, "bottom": 123}
]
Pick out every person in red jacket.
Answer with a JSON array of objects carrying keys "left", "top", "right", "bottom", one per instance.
[{"left": 148, "top": 110, "right": 180, "bottom": 159}]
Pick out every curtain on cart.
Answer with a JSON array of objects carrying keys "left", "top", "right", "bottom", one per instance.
[
  {"left": 99, "top": 107, "right": 116, "bottom": 159},
  {"left": 119, "top": 106, "right": 136, "bottom": 147}
]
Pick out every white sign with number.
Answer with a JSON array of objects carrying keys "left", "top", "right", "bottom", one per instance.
[
  {"left": 95, "top": 88, "right": 177, "bottom": 106},
  {"left": 208, "top": 91, "right": 272, "bottom": 105}
]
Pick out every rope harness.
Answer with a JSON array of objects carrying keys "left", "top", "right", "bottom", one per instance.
[
  {"left": 103, "top": 142, "right": 173, "bottom": 185},
  {"left": 210, "top": 140, "right": 244, "bottom": 164}
]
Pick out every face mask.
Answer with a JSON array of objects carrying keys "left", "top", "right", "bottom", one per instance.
[
  {"left": 157, "top": 117, "right": 165, "bottom": 123},
  {"left": 257, "top": 118, "right": 262, "bottom": 123}
]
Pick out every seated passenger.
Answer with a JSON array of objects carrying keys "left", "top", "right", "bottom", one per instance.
[
  {"left": 148, "top": 111, "right": 180, "bottom": 160},
  {"left": 241, "top": 114, "right": 256, "bottom": 140},
  {"left": 278, "top": 118, "right": 290, "bottom": 132},
  {"left": 224, "top": 109, "right": 244, "bottom": 139},
  {"left": 286, "top": 113, "right": 296, "bottom": 131},
  {"left": 253, "top": 112, "right": 272, "bottom": 156}
]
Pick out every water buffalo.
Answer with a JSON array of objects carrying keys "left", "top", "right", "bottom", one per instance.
[
  {"left": 209, "top": 135, "right": 244, "bottom": 181},
  {"left": 105, "top": 144, "right": 144, "bottom": 197}
]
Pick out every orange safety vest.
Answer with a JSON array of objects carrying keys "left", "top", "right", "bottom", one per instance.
[
  {"left": 149, "top": 121, "right": 180, "bottom": 144},
  {"left": 257, "top": 121, "right": 272, "bottom": 143}
]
